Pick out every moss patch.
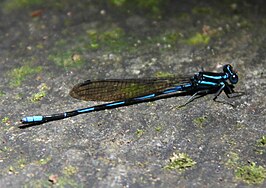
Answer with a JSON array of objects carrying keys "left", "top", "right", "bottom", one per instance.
[
  {"left": 164, "top": 152, "right": 196, "bottom": 172},
  {"left": 7, "top": 157, "right": 28, "bottom": 175},
  {"left": 155, "top": 126, "right": 162, "bottom": 132},
  {"left": 63, "top": 165, "right": 78, "bottom": 176},
  {"left": 0, "top": 91, "right": 5, "bottom": 97},
  {"left": 86, "top": 27, "right": 128, "bottom": 52},
  {"left": 36, "top": 157, "right": 51, "bottom": 165},
  {"left": 226, "top": 152, "right": 239, "bottom": 168},
  {"left": 236, "top": 162, "right": 266, "bottom": 185},
  {"left": 186, "top": 33, "right": 210, "bottom": 45},
  {"left": 257, "top": 136, "right": 266, "bottom": 147},
  {"left": 30, "top": 84, "right": 48, "bottom": 102},
  {"left": 193, "top": 116, "right": 207, "bottom": 127},
  {"left": 1, "top": 117, "right": 9, "bottom": 124},
  {"left": 226, "top": 152, "right": 266, "bottom": 185},
  {"left": 48, "top": 51, "right": 84, "bottom": 68},
  {"left": 255, "top": 135, "right": 266, "bottom": 154},
  {"left": 136, "top": 129, "right": 144, "bottom": 138},
  {"left": 8, "top": 64, "right": 42, "bottom": 87}
]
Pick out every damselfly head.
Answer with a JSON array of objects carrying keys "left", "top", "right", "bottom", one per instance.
[{"left": 223, "top": 64, "right": 238, "bottom": 84}]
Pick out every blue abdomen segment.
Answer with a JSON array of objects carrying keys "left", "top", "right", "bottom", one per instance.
[
  {"left": 106, "top": 101, "right": 125, "bottom": 107},
  {"left": 21, "top": 116, "right": 43, "bottom": 123},
  {"left": 162, "top": 86, "right": 182, "bottom": 94},
  {"left": 163, "top": 83, "right": 192, "bottom": 93},
  {"left": 135, "top": 94, "right": 156, "bottom": 100},
  {"left": 77, "top": 107, "right": 95, "bottom": 113}
]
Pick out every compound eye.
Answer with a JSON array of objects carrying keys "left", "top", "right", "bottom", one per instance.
[
  {"left": 223, "top": 64, "right": 232, "bottom": 73},
  {"left": 229, "top": 74, "right": 238, "bottom": 84}
]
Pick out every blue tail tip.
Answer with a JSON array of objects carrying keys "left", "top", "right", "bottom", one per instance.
[
  {"left": 21, "top": 116, "right": 43, "bottom": 124},
  {"left": 21, "top": 117, "right": 27, "bottom": 123}
]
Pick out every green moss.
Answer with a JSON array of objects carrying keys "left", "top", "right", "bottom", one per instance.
[
  {"left": 48, "top": 51, "right": 84, "bottom": 68},
  {"left": 101, "top": 27, "right": 125, "bottom": 40},
  {"left": 164, "top": 152, "right": 196, "bottom": 171},
  {"left": 7, "top": 158, "right": 27, "bottom": 174},
  {"left": 18, "top": 158, "right": 26, "bottom": 169},
  {"left": 30, "top": 84, "right": 48, "bottom": 102},
  {"left": 0, "top": 91, "right": 5, "bottom": 97},
  {"left": 30, "top": 90, "right": 46, "bottom": 102},
  {"left": 1, "top": 117, "right": 9, "bottom": 124},
  {"left": 193, "top": 116, "right": 207, "bottom": 126},
  {"left": 63, "top": 165, "right": 78, "bottom": 176},
  {"left": 226, "top": 152, "right": 240, "bottom": 168},
  {"left": 0, "top": 146, "right": 12, "bottom": 153},
  {"left": 36, "top": 43, "right": 44, "bottom": 49},
  {"left": 257, "top": 136, "right": 266, "bottom": 147},
  {"left": 86, "top": 27, "right": 128, "bottom": 52},
  {"left": 8, "top": 166, "right": 18, "bottom": 174},
  {"left": 3, "top": 0, "right": 44, "bottom": 11},
  {"left": 51, "top": 39, "right": 76, "bottom": 56},
  {"left": 90, "top": 42, "right": 100, "bottom": 50},
  {"left": 235, "top": 123, "right": 246, "bottom": 130},
  {"left": 186, "top": 33, "right": 210, "bottom": 45},
  {"left": 255, "top": 135, "right": 266, "bottom": 154},
  {"left": 226, "top": 152, "right": 266, "bottom": 184},
  {"left": 36, "top": 157, "right": 51, "bottom": 165},
  {"left": 8, "top": 65, "right": 42, "bottom": 87},
  {"left": 236, "top": 162, "right": 266, "bottom": 184},
  {"left": 155, "top": 126, "right": 162, "bottom": 132},
  {"left": 136, "top": 129, "right": 144, "bottom": 138}
]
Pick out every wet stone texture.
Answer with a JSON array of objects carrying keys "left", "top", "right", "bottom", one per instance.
[{"left": 0, "top": 0, "right": 266, "bottom": 187}]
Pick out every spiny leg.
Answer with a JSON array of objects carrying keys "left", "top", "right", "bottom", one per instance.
[
  {"left": 213, "top": 84, "right": 236, "bottom": 107},
  {"left": 222, "top": 83, "right": 245, "bottom": 98},
  {"left": 213, "top": 84, "right": 225, "bottom": 101},
  {"left": 177, "top": 89, "right": 211, "bottom": 108}
]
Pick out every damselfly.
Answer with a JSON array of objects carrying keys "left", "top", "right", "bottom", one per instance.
[{"left": 21, "top": 64, "right": 240, "bottom": 126}]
